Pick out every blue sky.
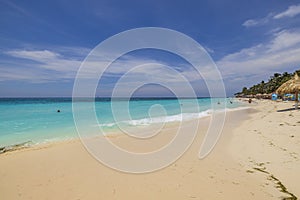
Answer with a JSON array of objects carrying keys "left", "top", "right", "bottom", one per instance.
[{"left": 1, "top": 0, "right": 300, "bottom": 97}]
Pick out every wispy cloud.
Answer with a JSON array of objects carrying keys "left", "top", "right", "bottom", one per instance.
[
  {"left": 2, "top": 30, "right": 300, "bottom": 94},
  {"left": 0, "top": 47, "right": 84, "bottom": 82},
  {"left": 217, "top": 29, "right": 300, "bottom": 89},
  {"left": 267, "top": 30, "right": 300, "bottom": 52},
  {"left": 242, "top": 14, "right": 271, "bottom": 27},
  {"left": 1, "top": 46, "right": 202, "bottom": 86},
  {"left": 243, "top": 4, "right": 300, "bottom": 28},
  {"left": 7, "top": 50, "right": 60, "bottom": 61},
  {"left": 274, "top": 4, "right": 300, "bottom": 19}
]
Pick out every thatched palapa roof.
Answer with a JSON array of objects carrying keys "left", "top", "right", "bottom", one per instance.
[{"left": 276, "top": 73, "right": 300, "bottom": 94}]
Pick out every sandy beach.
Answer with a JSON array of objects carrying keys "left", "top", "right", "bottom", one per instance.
[{"left": 0, "top": 100, "right": 299, "bottom": 200}]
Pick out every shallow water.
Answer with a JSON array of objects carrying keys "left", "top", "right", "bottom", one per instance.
[{"left": 0, "top": 98, "right": 241, "bottom": 147}]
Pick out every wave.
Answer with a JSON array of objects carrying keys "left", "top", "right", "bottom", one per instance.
[
  {"left": 97, "top": 109, "right": 213, "bottom": 128},
  {"left": 97, "top": 106, "right": 248, "bottom": 128},
  {"left": 127, "top": 109, "right": 212, "bottom": 126}
]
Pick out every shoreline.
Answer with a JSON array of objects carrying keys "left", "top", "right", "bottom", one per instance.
[
  {"left": 0, "top": 101, "right": 299, "bottom": 199},
  {"left": 0, "top": 105, "right": 248, "bottom": 154}
]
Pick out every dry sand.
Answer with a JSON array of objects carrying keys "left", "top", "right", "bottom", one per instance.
[{"left": 0, "top": 100, "right": 299, "bottom": 199}]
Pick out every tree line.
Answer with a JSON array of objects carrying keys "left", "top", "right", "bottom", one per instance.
[{"left": 235, "top": 70, "right": 300, "bottom": 96}]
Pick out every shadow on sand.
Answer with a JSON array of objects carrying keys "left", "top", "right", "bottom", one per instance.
[{"left": 277, "top": 107, "right": 299, "bottom": 112}]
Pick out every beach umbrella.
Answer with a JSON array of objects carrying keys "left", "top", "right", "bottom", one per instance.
[{"left": 276, "top": 73, "right": 300, "bottom": 109}]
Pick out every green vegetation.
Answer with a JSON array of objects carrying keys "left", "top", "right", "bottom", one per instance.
[{"left": 235, "top": 70, "right": 300, "bottom": 96}]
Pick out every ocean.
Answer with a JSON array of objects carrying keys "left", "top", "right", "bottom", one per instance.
[{"left": 0, "top": 98, "right": 242, "bottom": 148}]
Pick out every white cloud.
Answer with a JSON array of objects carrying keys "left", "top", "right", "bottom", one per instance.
[
  {"left": 267, "top": 30, "right": 300, "bottom": 52},
  {"left": 1, "top": 47, "right": 203, "bottom": 86},
  {"left": 7, "top": 50, "right": 60, "bottom": 61},
  {"left": 242, "top": 19, "right": 259, "bottom": 27},
  {"left": 1, "top": 48, "right": 86, "bottom": 82},
  {"left": 242, "top": 18, "right": 267, "bottom": 27},
  {"left": 0, "top": 66, "right": 56, "bottom": 83},
  {"left": 243, "top": 4, "right": 300, "bottom": 28},
  {"left": 274, "top": 4, "right": 300, "bottom": 19},
  {"left": 1, "top": 45, "right": 216, "bottom": 97},
  {"left": 242, "top": 14, "right": 272, "bottom": 27},
  {"left": 217, "top": 29, "right": 300, "bottom": 87}
]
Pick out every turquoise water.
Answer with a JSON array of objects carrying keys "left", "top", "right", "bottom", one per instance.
[{"left": 0, "top": 98, "right": 241, "bottom": 147}]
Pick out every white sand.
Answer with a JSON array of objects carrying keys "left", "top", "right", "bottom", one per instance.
[{"left": 0, "top": 100, "right": 299, "bottom": 199}]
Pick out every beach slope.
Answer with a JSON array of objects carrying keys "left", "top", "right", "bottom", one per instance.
[{"left": 0, "top": 101, "right": 299, "bottom": 199}]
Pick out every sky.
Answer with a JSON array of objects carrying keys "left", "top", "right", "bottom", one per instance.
[{"left": 1, "top": 0, "right": 300, "bottom": 97}]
